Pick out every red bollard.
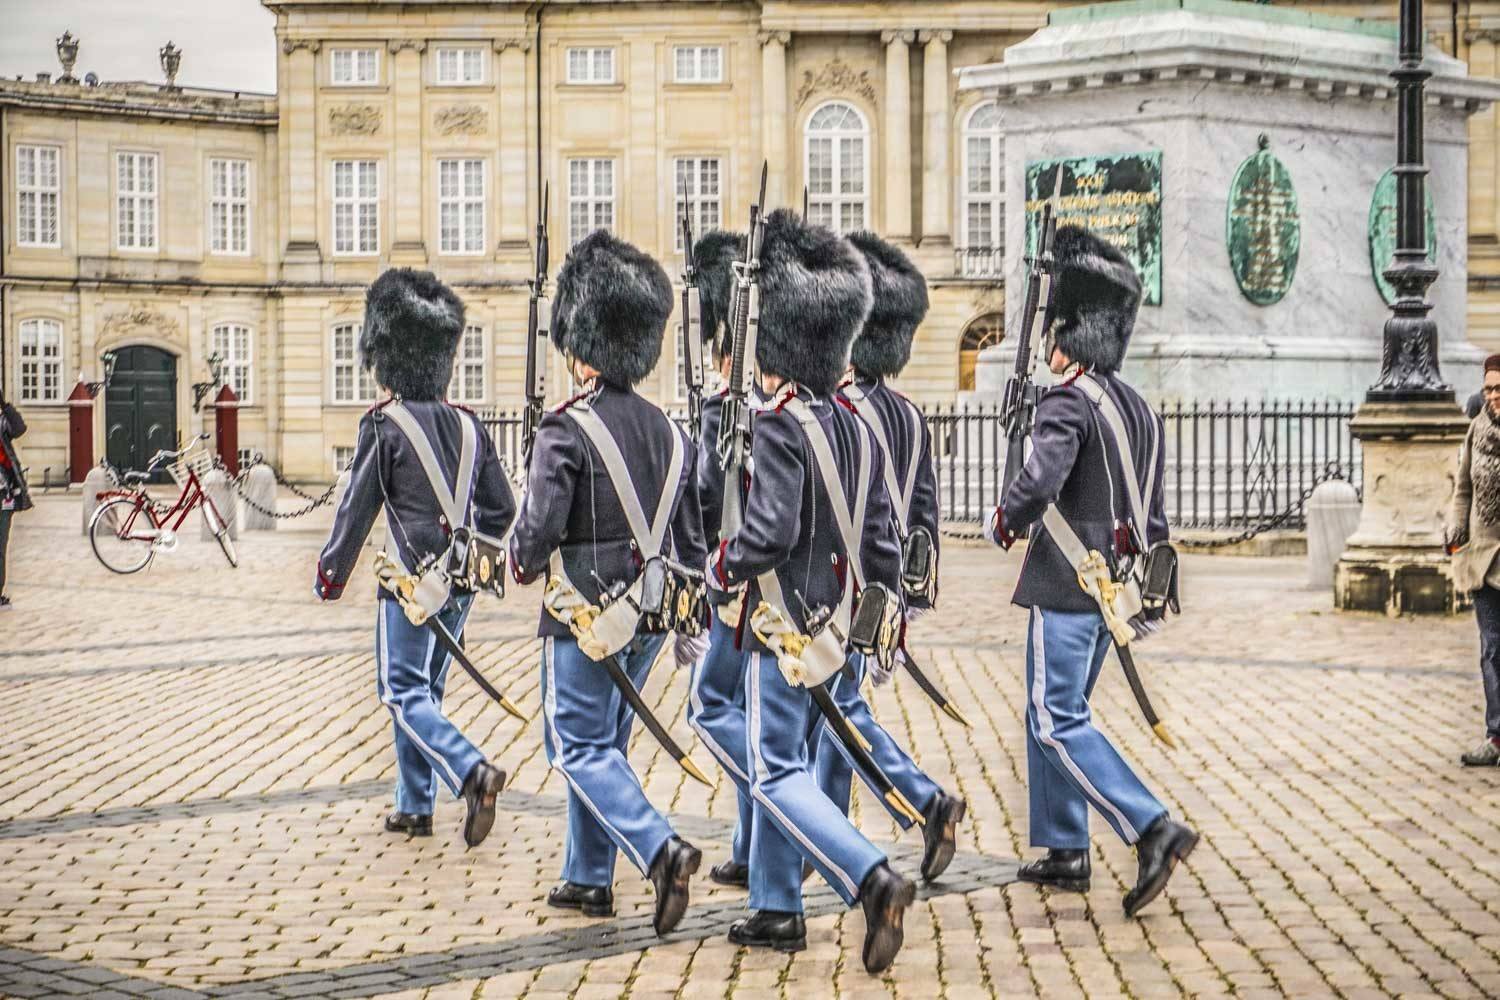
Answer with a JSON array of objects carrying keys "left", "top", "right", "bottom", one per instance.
[
  {"left": 214, "top": 382, "right": 240, "bottom": 476},
  {"left": 68, "top": 378, "right": 93, "bottom": 484}
]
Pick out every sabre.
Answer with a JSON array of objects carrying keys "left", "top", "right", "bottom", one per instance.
[
  {"left": 1116, "top": 644, "right": 1177, "bottom": 749},
  {"left": 897, "top": 647, "right": 972, "bottom": 728},
  {"left": 602, "top": 652, "right": 713, "bottom": 786},
  {"left": 809, "top": 682, "right": 924, "bottom": 826}
]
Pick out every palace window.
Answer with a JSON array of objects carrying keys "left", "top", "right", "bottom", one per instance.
[
  {"left": 567, "top": 158, "right": 615, "bottom": 246},
  {"left": 448, "top": 324, "right": 487, "bottom": 403},
  {"left": 673, "top": 157, "right": 721, "bottom": 251},
  {"left": 116, "top": 151, "right": 159, "bottom": 251},
  {"left": 673, "top": 46, "right": 723, "bottom": 84},
  {"left": 961, "top": 102, "right": 1005, "bottom": 276},
  {"left": 438, "top": 158, "right": 486, "bottom": 255},
  {"left": 566, "top": 47, "right": 615, "bottom": 84},
  {"left": 805, "top": 101, "right": 868, "bottom": 234},
  {"left": 16, "top": 145, "right": 60, "bottom": 248},
  {"left": 332, "top": 160, "right": 380, "bottom": 255},
  {"left": 18, "top": 319, "right": 63, "bottom": 403},
  {"left": 331, "top": 322, "right": 376, "bottom": 403},
  {"left": 333, "top": 445, "right": 356, "bottom": 471},
  {"left": 330, "top": 48, "right": 379, "bottom": 86},
  {"left": 435, "top": 46, "right": 485, "bottom": 85},
  {"left": 958, "top": 312, "right": 1005, "bottom": 392},
  {"left": 209, "top": 158, "right": 251, "bottom": 255},
  {"left": 211, "top": 323, "right": 254, "bottom": 404}
]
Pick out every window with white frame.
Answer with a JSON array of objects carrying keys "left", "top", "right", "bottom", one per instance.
[
  {"left": 18, "top": 318, "right": 63, "bottom": 403},
  {"left": 448, "top": 324, "right": 486, "bottom": 403},
  {"left": 16, "top": 145, "right": 60, "bottom": 248},
  {"left": 211, "top": 323, "right": 254, "bottom": 404},
  {"left": 673, "top": 157, "right": 721, "bottom": 251},
  {"left": 330, "top": 48, "right": 379, "bottom": 86},
  {"left": 331, "top": 322, "right": 377, "bottom": 403},
  {"left": 962, "top": 102, "right": 1004, "bottom": 252},
  {"left": 805, "top": 102, "right": 868, "bottom": 234},
  {"left": 333, "top": 445, "right": 356, "bottom": 471},
  {"left": 209, "top": 158, "right": 250, "bottom": 255},
  {"left": 115, "top": 151, "right": 159, "bottom": 251},
  {"left": 566, "top": 47, "right": 615, "bottom": 84},
  {"left": 673, "top": 45, "right": 723, "bottom": 84},
  {"left": 567, "top": 158, "right": 615, "bottom": 246},
  {"left": 332, "top": 160, "right": 379, "bottom": 255},
  {"left": 438, "top": 158, "right": 486, "bottom": 255},
  {"left": 435, "top": 46, "right": 485, "bottom": 84}
]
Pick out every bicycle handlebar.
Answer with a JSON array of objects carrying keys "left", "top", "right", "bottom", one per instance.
[{"left": 142, "top": 434, "right": 213, "bottom": 474}]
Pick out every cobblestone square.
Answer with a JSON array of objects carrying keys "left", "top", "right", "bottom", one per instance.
[{"left": 1, "top": 494, "right": 1496, "bottom": 999}]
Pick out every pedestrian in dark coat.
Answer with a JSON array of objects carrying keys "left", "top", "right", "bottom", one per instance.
[{"left": 0, "top": 389, "right": 32, "bottom": 609}]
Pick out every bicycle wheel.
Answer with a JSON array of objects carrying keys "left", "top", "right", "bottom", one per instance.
[
  {"left": 90, "top": 496, "right": 158, "bottom": 574},
  {"left": 202, "top": 498, "right": 238, "bottom": 568}
]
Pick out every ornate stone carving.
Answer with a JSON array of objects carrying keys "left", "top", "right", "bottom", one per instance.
[
  {"left": 329, "top": 104, "right": 381, "bottom": 135},
  {"left": 880, "top": 30, "right": 917, "bottom": 46},
  {"left": 434, "top": 104, "right": 486, "bottom": 135},
  {"left": 101, "top": 305, "right": 181, "bottom": 341},
  {"left": 917, "top": 29, "right": 954, "bottom": 46},
  {"left": 757, "top": 30, "right": 790, "bottom": 48},
  {"left": 494, "top": 36, "right": 532, "bottom": 53},
  {"left": 387, "top": 39, "right": 427, "bottom": 55},
  {"left": 280, "top": 38, "right": 322, "bottom": 56},
  {"left": 795, "top": 57, "right": 877, "bottom": 108}
]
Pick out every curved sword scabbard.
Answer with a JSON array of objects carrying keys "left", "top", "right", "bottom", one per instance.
[{"left": 601, "top": 653, "right": 712, "bottom": 786}]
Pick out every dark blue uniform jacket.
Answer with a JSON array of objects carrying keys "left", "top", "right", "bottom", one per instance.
[
  {"left": 719, "top": 387, "right": 902, "bottom": 656},
  {"left": 1001, "top": 371, "right": 1168, "bottom": 612},
  {"left": 509, "top": 380, "right": 708, "bottom": 639},
  {"left": 316, "top": 399, "right": 517, "bottom": 601}
]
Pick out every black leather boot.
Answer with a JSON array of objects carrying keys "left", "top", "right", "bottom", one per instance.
[
  {"left": 859, "top": 862, "right": 916, "bottom": 974},
  {"left": 649, "top": 837, "right": 701, "bottom": 936},
  {"left": 460, "top": 761, "right": 505, "bottom": 848},
  {"left": 1017, "top": 849, "right": 1091, "bottom": 893},
  {"left": 709, "top": 860, "right": 749, "bottom": 888},
  {"left": 1123, "top": 815, "right": 1199, "bottom": 918},
  {"left": 383, "top": 812, "right": 433, "bottom": 837},
  {"left": 546, "top": 881, "right": 615, "bottom": 917},
  {"left": 920, "top": 792, "right": 967, "bottom": 881},
  {"left": 728, "top": 910, "right": 807, "bottom": 952}
]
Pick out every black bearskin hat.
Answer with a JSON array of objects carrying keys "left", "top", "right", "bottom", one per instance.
[
  {"left": 846, "top": 231, "right": 929, "bottom": 378},
  {"left": 360, "top": 268, "right": 466, "bottom": 401},
  {"left": 551, "top": 230, "right": 674, "bottom": 386},
  {"left": 691, "top": 229, "right": 746, "bottom": 362},
  {"left": 757, "top": 209, "right": 872, "bottom": 395},
  {"left": 1050, "top": 225, "right": 1142, "bottom": 374}
]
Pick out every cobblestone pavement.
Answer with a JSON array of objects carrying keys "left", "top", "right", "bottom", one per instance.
[{"left": 1, "top": 493, "right": 1497, "bottom": 999}]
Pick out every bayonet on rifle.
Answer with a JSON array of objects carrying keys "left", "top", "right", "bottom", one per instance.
[
  {"left": 1000, "top": 167, "right": 1064, "bottom": 497},
  {"left": 523, "top": 182, "right": 552, "bottom": 463},
  {"left": 680, "top": 175, "right": 706, "bottom": 439},
  {"left": 716, "top": 161, "right": 769, "bottom": 541}
]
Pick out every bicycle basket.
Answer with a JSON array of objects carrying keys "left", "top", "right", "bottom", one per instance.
[{"left": 167, "top": 446, "right": 217, "bottom": 489}]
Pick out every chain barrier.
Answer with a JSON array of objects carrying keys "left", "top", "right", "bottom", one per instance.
[{"left": 229, "top": 453, "right": 351, "bottom": 521}]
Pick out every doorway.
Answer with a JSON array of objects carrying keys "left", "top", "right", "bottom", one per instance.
[{"left": 105, "top": 345, "right": 178, "bottom": 480}]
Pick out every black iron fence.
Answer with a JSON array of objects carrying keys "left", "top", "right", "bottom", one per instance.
[{"left": 482, "top": 398, "right": 1362, "bottom": 533}]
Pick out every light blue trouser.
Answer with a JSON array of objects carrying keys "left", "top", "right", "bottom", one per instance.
[
  {"left": 376, "top": 594, "right": 482, "bottom": 815},
  {"left": 815, "top": 652, "right": 942, "bottom": 830},
  {"left": 1025, "top": 607, "right": 1167, "bottom": 849},
  {"left": 687, "top": 615, "right": 754, "bottom": 866},
  {"left": 746, "top": 651, "right": 886, "bottom": 913},
  {"left": 541, "top": 633, "right": 676, "bottom": 887}
]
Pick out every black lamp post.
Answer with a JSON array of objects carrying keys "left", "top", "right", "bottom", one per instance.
[{"left": 1369, "top": 0, "right": 1453, "bottom": 402}]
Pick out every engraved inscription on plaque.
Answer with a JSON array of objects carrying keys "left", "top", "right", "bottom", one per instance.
[
  {"left": 1368, "top": 166, "right": 1436, "bottom": 306},
  {"left": 1226, "top": 138, "right": 1299, "bottom": 306},
  {"left": 1025, "top": 151, "right": 1163, "bottom": 306}
]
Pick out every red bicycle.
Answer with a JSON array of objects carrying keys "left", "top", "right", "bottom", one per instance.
[{"left": 89, "top": 434, "right": 238, "bottom": 573}]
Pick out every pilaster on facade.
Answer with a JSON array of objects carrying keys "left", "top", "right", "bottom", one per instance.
[
  {"left": 882, "top": 30, "right": 916, "bottom": 241},
  {"left": 390, "top": 39, "right": 427, "bottom": 266},
  {"left": 496, "top": 39, "right": 531, "bottom": 262},
  {"left": 280, "top": 40, "right": 321, "bottom": 278},
  {"left": 919, "top": 29, "right": 955, "bottom": 251},
  {"left": 760, "top": 30, "right": 792, "bottom": 211}
]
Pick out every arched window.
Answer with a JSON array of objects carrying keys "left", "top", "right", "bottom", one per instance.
[
  {"left": 957, "top": 312, "right": 1005, "bottom": 391},
  {"left": 805, "top": 101, "right": 868, "bottom": 234},
  {"left": 960, "top": 102, "right": 1004, "bottom": 276}
]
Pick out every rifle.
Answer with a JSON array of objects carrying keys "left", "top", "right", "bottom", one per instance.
[
  {"left": 716, "top": 161, "right": 769, "bottom": 541},
  {"left": 679, "top": 175, "right": 706, "bottom": 439},
  {"left": 999, "top": 167, "right": 1064, "bottom": 497},
  {"left": 522, "top": 181, "right": 552, "bottom": 463}
]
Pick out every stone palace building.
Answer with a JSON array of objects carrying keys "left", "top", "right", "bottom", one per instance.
[{"left": 6, "top": 0, "right": 1500, "bottom": 478}]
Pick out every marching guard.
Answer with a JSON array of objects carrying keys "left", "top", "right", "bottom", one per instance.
[
  {"left": 821, "top": 231, "right": 967, "bottom": 880},
  {"left": 315, "top": 268, "right": 515, "bottom": 846},
  {"left": 708, "top": 209, "right": 917, "bottom": 971},
  {"left": 508, "top": 231, "right": 708, "bottom": 936},
  {"left": 984, "top": 226, "right": 1197, "bottom": 916}
]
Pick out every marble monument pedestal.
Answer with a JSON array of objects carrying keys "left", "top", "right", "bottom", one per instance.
[{"left": 1334, "top": 402, "right": 1469, "bottom": 615}]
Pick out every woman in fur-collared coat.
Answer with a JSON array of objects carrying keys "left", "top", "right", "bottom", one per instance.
[{"left": 1449, "top": 354, "right": 1500, "bottom": 766}]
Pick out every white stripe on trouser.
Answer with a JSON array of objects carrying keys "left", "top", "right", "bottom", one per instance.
[
  {"left": 541, "top": 637, "right": 648, "bottom": 872},
  {"left": 1029, "top": 609, "right": 1139, "bottom": 842},
  {"left": 747, "top": 653, "right": 860, "bottom": 899},
  {"left": 687, "top": 642, "right": 750, "bottom": 784},
  {"left": 377, "top": 603, "right": 463, "bottom": 792}
]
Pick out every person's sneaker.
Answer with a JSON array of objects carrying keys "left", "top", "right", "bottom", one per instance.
[{"left": 1460, "top": 738, "right": 1500, "bottom": 767}]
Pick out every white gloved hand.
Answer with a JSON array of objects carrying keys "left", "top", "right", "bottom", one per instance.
[
  {"left": 870, "top": 651, "right": 896, "bottom": 687},
  {"left": 674, "top": 630, "right": 710, "bottom": 670}
]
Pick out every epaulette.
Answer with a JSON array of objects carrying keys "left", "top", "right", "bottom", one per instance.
[
  {"left": 550, "top": 389, "right": 590, "bottom": 414},
  {"left": 834, "top": 394, "right": 859, "bottom": 414},
  {"left": 770, "top": 382, "right": 799, "bottom": 413},
  {"left": 446, "top": 400, "right": 478, "bottom": 416},
  {"left": 366, "top": 398, "right": 393, "bottom": 422}
]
